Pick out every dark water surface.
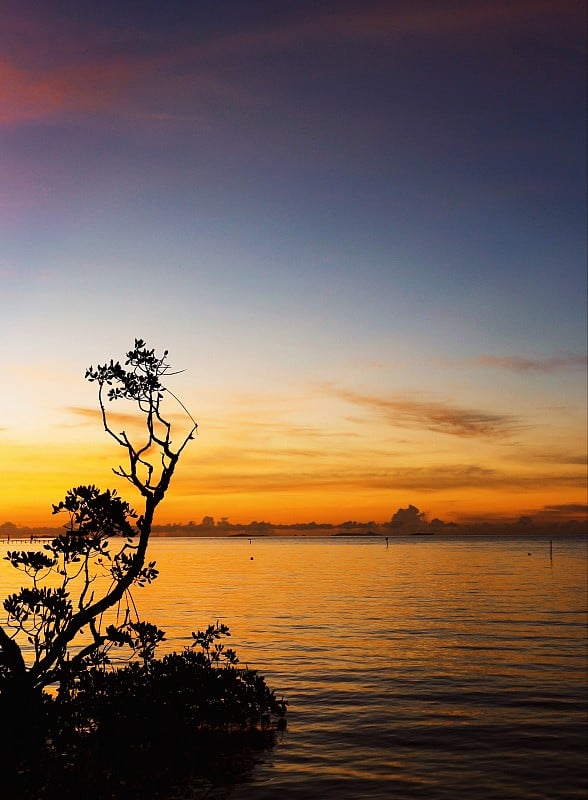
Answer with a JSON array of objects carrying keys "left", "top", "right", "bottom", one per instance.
[
  {"left": 135, "top": 534, "right": 587, "bottom": 799},
  {"left": 1, "top": 534, "right": 586, "bottom": 798}
]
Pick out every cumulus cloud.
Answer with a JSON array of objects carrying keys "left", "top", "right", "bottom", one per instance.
[
  {"left": 390, "top": 504, "right": 425, "bottom": 527},
  {"left": 333, "top": 389, "right": 521, "bottom": 438}
]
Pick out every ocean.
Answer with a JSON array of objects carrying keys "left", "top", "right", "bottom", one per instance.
[{"left": 1, "top": 533, "right": 587, "bottom": 798}]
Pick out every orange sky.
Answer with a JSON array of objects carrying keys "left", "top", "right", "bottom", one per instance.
[{"left": 1, "top": 358, "right": 586, "bottom": 529}]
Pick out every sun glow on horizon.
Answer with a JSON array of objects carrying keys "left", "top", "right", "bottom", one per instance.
[{"left": 1, "top": 390, "right": 585, "bottom": 530}]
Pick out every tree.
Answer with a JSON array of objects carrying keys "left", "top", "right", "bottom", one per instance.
[
  {"left": 0, "top": 340, "right": 197, "bottom": 746},
  {"left": 0, "top": 340, "right": 286, "bottom": 797}
]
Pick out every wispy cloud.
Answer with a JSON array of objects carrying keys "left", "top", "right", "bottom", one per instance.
[
  {"left": 527, "top": 451, "right": 588, "bottom": 466},
  {"left": 170, "top": 0, "right": 584, "bottom": 62},
  {"left": 1, "top": 0, "right": 578, "bottom": 126},
  {"left": 0, "top": 56, "right": 148, "bottom": 124},
  {"left": 332, "top": 389, "right": 521, "bottom": 438},
  {"left": 67, "top": 406, "right": 135, "bottom": 427},
  {"left": 439, "top": 353, "right": 587, "bottom": 373},
  {"left": 169, "top": 457, "right": 586, "bottom": 498},
  {"left": 543, "top": 503, "right": 588, "bottom": 514},
  {"left": 476, "top": 354, "right": 587, "bottom": 372},
  {"left": 208, "top": 417, "right": 360, "bottom": 443},
  {"left": 65, "top": 405, "right": 194, "bottom": 431}
]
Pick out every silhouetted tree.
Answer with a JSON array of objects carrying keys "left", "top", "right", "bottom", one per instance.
[
  {"left": 0, "top": 340, "right": 286, "bottom": 798},
  {"left": 0, "top": 340, "right": 197, "bottom": 744}
]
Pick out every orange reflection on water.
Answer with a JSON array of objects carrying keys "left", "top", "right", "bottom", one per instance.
[{"left": 1, "top": 535, "right": 586, "bottom": 799}]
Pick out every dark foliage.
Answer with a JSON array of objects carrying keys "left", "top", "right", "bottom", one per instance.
[
  {"left": 2, "top": 624, "right": 287, "bottom": 800},
  {"left": 54, "top": 622, "right": 287, "bottom": 740}
]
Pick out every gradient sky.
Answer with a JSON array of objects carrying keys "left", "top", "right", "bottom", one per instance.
[{"left": 1, "top": 0, "right": 586, "bottom": 528}]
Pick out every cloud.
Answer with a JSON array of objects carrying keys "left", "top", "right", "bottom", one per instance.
[
  {"left": 542, "top": 503, "right": 588, "bottom": 515},
  {"left": 332, "top": 389, "right": 521, "bottom": 438},
  {"left": 475, "top": 354, "right": 587, "bottom": 372},
  {"left": 528, "top": 451, "right": 588, "bottom": 466},
  {"left": 1, "top": 0, "right": 579, "bottom": 126},
  {"left": 169, "top": 452, "right": 586, "bottom": 498},
  {"left": 209, "top": 417, "right": 360, "bottom": 445},
  {"left": 439, "top": 353, "right": 587, "bottom": 373},
  {"left": 65, "top": 405, "right": 194, "bottom": 431},
  {"left": 173, "top": 0, "right": 583, "bottom": 61},
  {"left": 521, "top": 503, "right": 588, "bottom": 523},
  {"left": 67, "top": 406, "right": 135, "bottom": 427},
  {"left": 311, "top": 0, "right": 578, "bottom": 43},
  {"left": 0, "top": 56, "right": 145, "bottom": 124}
]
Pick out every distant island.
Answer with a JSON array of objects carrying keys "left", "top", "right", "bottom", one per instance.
[{"left": 1, "top": 516, "right": 586, "bottom": 542}]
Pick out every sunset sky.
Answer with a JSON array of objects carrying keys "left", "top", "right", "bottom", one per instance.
[{"left": 1, "top": 0, "right": 586, "bottom": 529}]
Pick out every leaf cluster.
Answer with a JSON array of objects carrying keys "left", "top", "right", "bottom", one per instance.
[
  {"left": 1, "top": 484, "right": 159, "bottom": 684},
  {"left": 51, "top": 484, "right": 137, "bottom": 539},
  {"left": 84, "top": 338, "right": 197, "bottom": 501},
  {"left": 85, "top": 338, "right": 172, "bottom": 410}
]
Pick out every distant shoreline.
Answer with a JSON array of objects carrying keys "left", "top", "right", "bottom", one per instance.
[{"left": 1, "top": 524, "right": 586, "bottom": 543}]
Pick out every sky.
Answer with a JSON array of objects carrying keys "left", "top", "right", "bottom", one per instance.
[{"left": 1, "top": 0, "right": 586, "bottom": 529}]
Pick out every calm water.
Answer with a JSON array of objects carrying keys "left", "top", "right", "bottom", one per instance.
[{"left": 2, "top": 534, "right": 587, "bottom": 798}]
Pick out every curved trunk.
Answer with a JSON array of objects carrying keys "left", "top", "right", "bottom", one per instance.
[{"left": 30, "top": 494, "right": 158, "bottom": 688}]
